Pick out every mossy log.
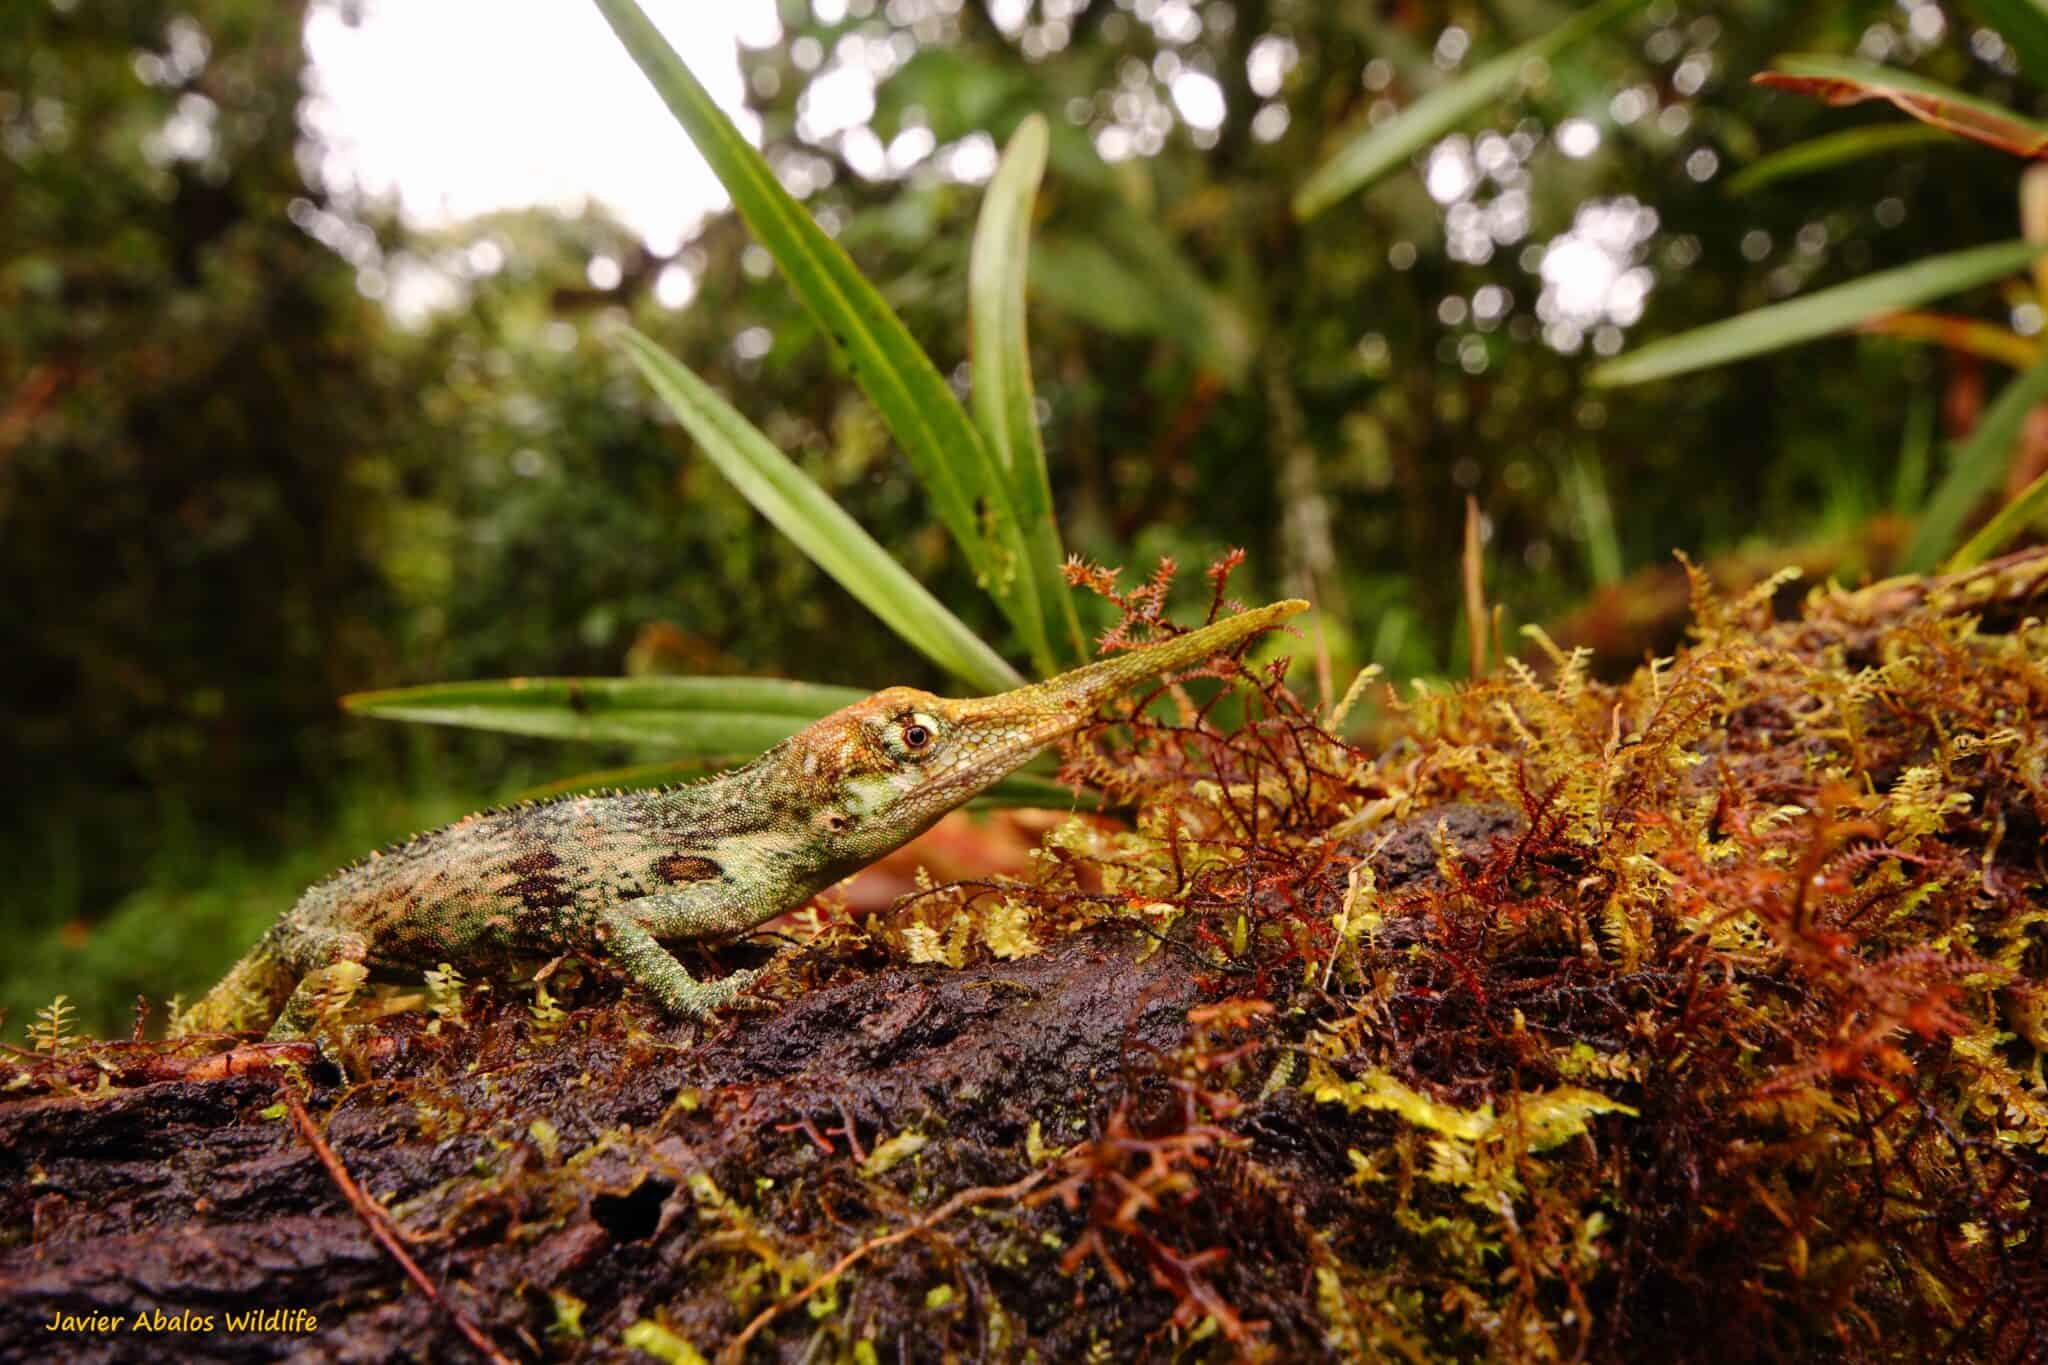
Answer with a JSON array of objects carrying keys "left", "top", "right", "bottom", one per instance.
[{"left": 6, "top": 551, "right": 2048, "bottom": 1363}]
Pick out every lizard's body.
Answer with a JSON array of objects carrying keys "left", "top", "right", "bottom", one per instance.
[{"left": 178, "top": 601, "right": 1304, "bottom": 1038}]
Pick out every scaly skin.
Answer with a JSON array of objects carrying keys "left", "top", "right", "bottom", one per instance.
[{"left": 177, "top": 601, "right": 1307, "bottom": 1039}]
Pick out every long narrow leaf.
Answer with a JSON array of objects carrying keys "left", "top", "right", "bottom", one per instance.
[
  {"left": 1293, "top": 0, "right": 1653, "bottom": 221},
  {"left": 1756, "top": 56, "right": 2048, "bottom": 157},
  {"left": 1589, "top": 239, "right": 2047, "bottom": 387},
  {"left": 1904, "top": 348, "right": 2048, "bottom": 571},
  {"left": 1566, "top": 452, "right": 1623, "bottom": 585},
  {"left": 343, "top": 676, "right": 861, "bottom": 750},
  {"left": 590, "top": 0, "right": 1051, "bottom": 672},
  {"left": 969, "top": 115, "right": 1085, "bottom": 666},
  {"left": 520, "top": 756, "right": 1098, "bottom": 812},
  {"left": 615, "top": 327, "right": 1022, "bottom": 693},
  {"left": 1724, "top": 123, "right": 1954, "bottom": 198},
  {"left": 1946, "top": 463, "right": 2048, "bottom": 570},
  {"left": 1893, "top": 389, "right": 1935, "bottom": 512},
  {"left": 1859, "top": 311, "right": 2040, "bottom": 369}
]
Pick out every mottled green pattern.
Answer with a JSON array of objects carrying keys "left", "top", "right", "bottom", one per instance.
[{"left": 177, "top": 602, "right": 1305, "bottom": 1038}]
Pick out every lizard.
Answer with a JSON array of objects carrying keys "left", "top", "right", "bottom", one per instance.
[{"left": 176, "top": 599, "right": 1307, "bottom": 1039}]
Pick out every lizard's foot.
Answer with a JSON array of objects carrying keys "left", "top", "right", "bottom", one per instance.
[
  {"left": 265, "top": 958, "right": 370, "bottom": 1042},
  {"left": 678, "top": 964, "right": 768, "bottom": 1016}
]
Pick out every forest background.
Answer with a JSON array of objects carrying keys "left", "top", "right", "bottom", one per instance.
[{"left": 7, "top": 0, "right": 2044, "bottom": 1031}]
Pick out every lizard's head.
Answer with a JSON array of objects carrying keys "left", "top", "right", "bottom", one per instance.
[
  {"left": 773, "top": 683, "right": 1082, "bottom": 869},
  {"left": 776, "top": 599, "right": 1308, "bottom": 870}
]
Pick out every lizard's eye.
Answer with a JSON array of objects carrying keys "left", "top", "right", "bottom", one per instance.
[{"left": 887, "top": 712, "right": 942, "bottom": 761}]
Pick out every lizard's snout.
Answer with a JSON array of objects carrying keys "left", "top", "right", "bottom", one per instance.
[
  {"left": 941, "top": 693, "right": 1093, "bottom": 760},
  {"left": 958, "top": 598, "right": 1308, "bottom": 721},
  {"left": 932, "top": 598, "right": 1309, "bottom": 795}
]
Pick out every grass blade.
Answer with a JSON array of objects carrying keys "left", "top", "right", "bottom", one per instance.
[
  {"left": 343, "top": 677, "right": 861, "bottom": 751},
  {"left": 1946, "top": 463, "right": 2048, "bottom": 570},
  {"left": 591, "top": 0, "right": 1050, "bottom": 672},
  {"left": 614, "top": 327, "right": 1022, "bottom": 693},
  {"left": 1756, "top": 55, "right": 2048, "bottom": 157},
  {"left": 1858, "top": 312, "right": 2039, "bottom": 369},
  {"left": 1904, "top": 348, "right": 2048, "bottom": 570},
  {"left": 1724, "top": 123, "right": 1954, "bottom": 197},
  {"left": 1292, "top": 0, "right": 1652, "bottom": 221},
  {"left": 1589, "top": 239, "right": 2046, "bottom": 387},
  {"left": 1566, "top": 452, "right": 1624, "bottom": 585},
  {"left": 1892, "top": 389, "right": 1935, "bottom": 512},
  {"left": 970, "top": 114, "right": 1085, "bottom": 666}
]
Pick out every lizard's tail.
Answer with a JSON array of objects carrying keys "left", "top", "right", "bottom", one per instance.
[{"left": 173, "top": 934, "right": 299, "bottom": 1037}]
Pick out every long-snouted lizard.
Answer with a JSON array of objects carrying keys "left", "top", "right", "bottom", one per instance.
[{"left": 177, "top": 600, "right": 1307, "bottom": 1039}]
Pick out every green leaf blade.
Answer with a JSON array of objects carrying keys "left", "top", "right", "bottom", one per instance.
[
  {"left": 343, "top": 676, "right": 862, "bottom": 751},
  {"left": 614, "top": 327, "right": 1022, "bottom": 694},
  {"left": 1292, "top": 0, "right": 1653, "bottom": 221},
  {"left": 1906, "top": 348, "right": 2048, "bottom": 571},
  {"left": 969, "top": 114, "right": 1085, "bottom": 666},
  {"left": 1565, "top": 452, "right": 1624, "bottom": 585},
  {"left": 1946, "top": 463, "right": 2048, "bottom": 571},
  {"left": 590, "top": 0, "right": 1050, "bottom": 672},
  {"left": 1757, "top": 55, "right": 2048, "bottom": 157},
  {"left": 1589, "top": 239, "right": 2046, "bottom": 388},
  {"left": 1724, "top": 123, "right": 1955, "bottom": 198}
]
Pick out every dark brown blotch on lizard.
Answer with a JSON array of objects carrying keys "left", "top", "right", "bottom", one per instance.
[
  {"left": 652, "top": 855, "right": 722, "bottom": 885},
  {"left": 507, "top": 849, "right": 562, "bottom": 875},
  {"left": 506, "top": 852, "right": 576, "bottom": 911}
]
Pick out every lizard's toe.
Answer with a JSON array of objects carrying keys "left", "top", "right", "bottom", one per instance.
[
  {"left": 659, "top": 965, "right": 769, "bottom": 1020},
  {"left": 705, "top": 965, "right": 768, "bottom": 1008}
]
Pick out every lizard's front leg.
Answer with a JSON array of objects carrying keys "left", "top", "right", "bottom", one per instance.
[
  {"left": 266, "top": 936, "right": 371, "bottom": 1041},
  {"left": 598, "top": 903, "right": 763, "bottom": 1018}
]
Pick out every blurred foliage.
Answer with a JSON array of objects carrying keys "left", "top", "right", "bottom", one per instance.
[
  {"left": 704, "top": 0, "right": 2048, "bottom": 660},
  {"left": 11, "top": 0, "right": 2048, "bottom": 1028},
  {"left": 0, "top": 0, "right": 442, "bottom": 1006}
]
